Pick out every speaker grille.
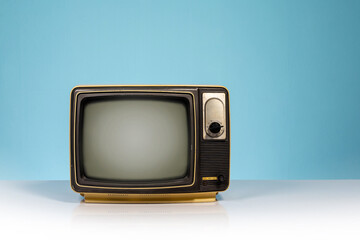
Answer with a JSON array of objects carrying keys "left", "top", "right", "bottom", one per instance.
[{"left": 199, "top": 141, "right": 230, "bottom": 191}]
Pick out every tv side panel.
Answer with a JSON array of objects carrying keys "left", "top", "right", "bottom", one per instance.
[{"left": 199, "top": 87, "right": 230, "bottom": 192}]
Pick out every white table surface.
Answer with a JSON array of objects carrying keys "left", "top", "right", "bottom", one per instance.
[{"left": 0, "top": 180, "right": 359, "bottom": 240}]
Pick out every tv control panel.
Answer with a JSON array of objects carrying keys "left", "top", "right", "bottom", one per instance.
[{"left": 202, "top": 92, "right": 227, "bottom": 140}]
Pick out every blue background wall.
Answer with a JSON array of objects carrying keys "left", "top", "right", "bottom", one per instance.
[{"left": 1, "top": 0, "right": 360, "bottom": 180}]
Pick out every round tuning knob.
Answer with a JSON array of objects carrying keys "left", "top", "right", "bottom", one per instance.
[
  {"left": 209, "top": 122, "right": 222, "bottom": 134},
  {"left": 206, "top": 121, "right": 224, "bottom": 137}
]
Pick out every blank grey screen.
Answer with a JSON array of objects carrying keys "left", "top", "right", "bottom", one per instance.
[{"left": 81, "top": 98, "right": 190, "bottom": 181}]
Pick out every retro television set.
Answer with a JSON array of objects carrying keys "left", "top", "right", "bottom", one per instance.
[{"left": 70, "top": 85, "right": 230, "bottom": 203}]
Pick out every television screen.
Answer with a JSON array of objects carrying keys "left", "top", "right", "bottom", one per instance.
[{"left": 81, "top": 97, "right": 190, "bottom": 182}]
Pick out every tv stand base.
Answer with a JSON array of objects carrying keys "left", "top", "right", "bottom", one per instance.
[{"left": 82, "top": 192, "right": 218, "bottom": 203}]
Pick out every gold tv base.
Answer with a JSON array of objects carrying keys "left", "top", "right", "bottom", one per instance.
[{"left": 82, "top": 192, "right": 218, "bottom": 203}]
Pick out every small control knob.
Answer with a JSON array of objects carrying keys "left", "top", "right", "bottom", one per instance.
[
  {"left": 218, "top": 175, "right": 225, "bottom": 183},
  {"left": 209, "top": 122, "right": 222, "bottom": 134}
]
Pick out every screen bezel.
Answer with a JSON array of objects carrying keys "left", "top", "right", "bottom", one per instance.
[{"left": 72, "top": 90, "right": 196, "bottom": 189}]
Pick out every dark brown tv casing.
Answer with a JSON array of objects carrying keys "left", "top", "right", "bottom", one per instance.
[{"left": 70, "top": 85, "right": 230, "bottom": 203}]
